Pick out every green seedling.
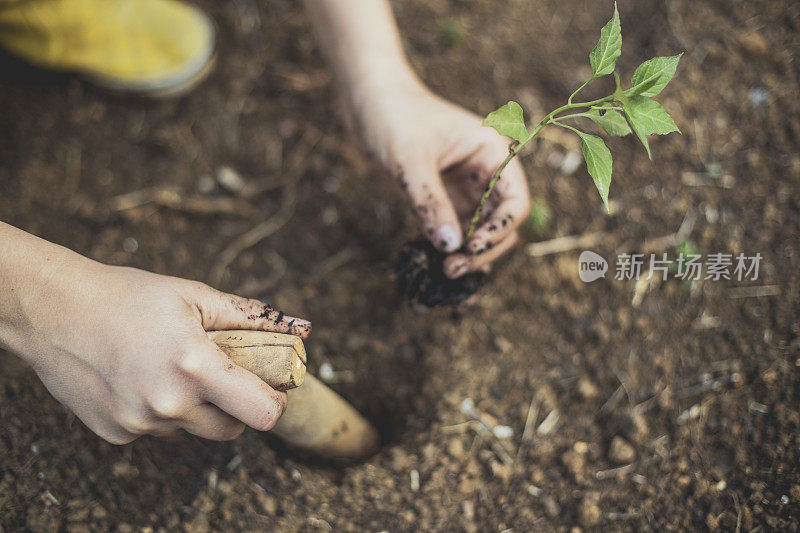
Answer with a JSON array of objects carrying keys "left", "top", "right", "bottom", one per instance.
[
  {"left": 437, "top": 17, "right": 466, "bottom": 48},
  {"left": 467, "top": 2, "right": 681, "bottom": 240},
  {"left": 671, "top": 240, "right": 702, "bottom": 292},
  {"left": 523, "top": 197, "right": 551, "bottom": 236}
]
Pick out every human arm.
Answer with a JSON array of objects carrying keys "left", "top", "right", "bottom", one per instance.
[
  {"left": 302, "top": 0, "right": 531, "bottom": 276},
  {"left": 0, "top": 222, "right": 310, "bottom": 443}
]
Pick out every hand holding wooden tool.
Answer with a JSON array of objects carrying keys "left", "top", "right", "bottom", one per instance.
[{"left": 208, "top": 330, "right": 379, "bottom": 462}]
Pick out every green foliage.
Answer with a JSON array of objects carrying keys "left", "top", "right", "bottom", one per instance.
[
  {"left": 625, "top": 96, "right": 680, "bottom": 135},
  {"left": 437, "top": 17, "right": 466, "bottom": 48},
  {"left": 587, "top": 108, "right": 631, "bottom": 136},
  {"left": 677, "top": 240, "right": 701, "bottom": 258},
  {"left": 622, "top": 102, "right": 652, "bottom": 159},
  {"left": 483, "top": 101, "right": 530, "bottom": 143},
  {"left": 577, "top": 132, "right": 613, "bottom": 209},
  {"left": 589, "top": 2, "right": 621, "bottom": 78},
  {"left": 670, "top": 241, "right": 702, "bottom": 292},
  {"left": 667, "top": 240, "right": 702, "bottom": 275},
  {"left": 523, "top": 197, "right": 552, "bottom": 236},
  {"left": 471, "top": 3, "right": 681, "bottom": 238},
  {"left": 704, "top": 162, "right": 723, "bottom": 179},
  {"left": 623, "top": 96, "right": 680, "bottom": 159},
  {"left": 627, "top": 54, "right": 682, "bottom": 97}
]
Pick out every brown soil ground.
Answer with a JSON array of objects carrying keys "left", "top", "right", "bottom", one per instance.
[{"left": 2, "top": 0, "right": 800, "bottom": 531}]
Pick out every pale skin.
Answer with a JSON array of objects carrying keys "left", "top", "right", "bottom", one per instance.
[
  {"left": 304, "top": 0, "right": 530, "bottom": 276},
  {"left": 0, "top": 222, "right": 310, "bottom": 444},
  {"left": 1, "top": 0, "right": 530, "bottom": 444}
]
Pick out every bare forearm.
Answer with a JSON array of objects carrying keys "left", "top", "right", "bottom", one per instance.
[
  {"left": 301, "top": 1, "right": 531, "bottom": 274},
  {"left": 1, "top": 221, "right": 300, "bottom": 443},
  {"left": 302, "top": 0, "right": 421, "bottom": 106},
  {"left": 0, "top": 222, "right": 93, "bottom": 361}
]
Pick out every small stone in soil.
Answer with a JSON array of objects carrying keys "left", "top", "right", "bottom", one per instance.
[{"left": 395, "top": 238, "right": 486, "bottom": 308}]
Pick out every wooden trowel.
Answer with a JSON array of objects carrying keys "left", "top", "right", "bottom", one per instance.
[{"left": 208, "top": 330, "right": 379, "bottom": 462}]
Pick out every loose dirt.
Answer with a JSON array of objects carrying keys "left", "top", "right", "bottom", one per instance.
[{"left": 1, "top": 0, "right": 799, "bottom": 530}]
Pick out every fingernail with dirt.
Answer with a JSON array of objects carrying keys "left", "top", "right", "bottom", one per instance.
[
  {"left": 284, "top": 316, "right": 312, "bottom": 338},
  {"left": 467, "top": 238, "right": 486, "bottom": 254},
  {"left": 257, "top": 304, "right": 312, "bottom": 338},
  {"left": 435, "top": 225, "right": 461, "bottom": 253},
  {"left": 446, "top": 258, "right": 469, "bottom": 279}
]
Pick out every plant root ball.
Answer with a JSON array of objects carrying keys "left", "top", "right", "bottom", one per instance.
[{"left": 395, "top": 237, "right": 487, "bottom": 308}]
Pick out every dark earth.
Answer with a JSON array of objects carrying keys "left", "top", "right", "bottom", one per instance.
[
  {"left": 2, "top": 0, "right": 800, "bottom": 530},
  {"left": 396, "top": 238, "right": 486, "bottom": 308}
]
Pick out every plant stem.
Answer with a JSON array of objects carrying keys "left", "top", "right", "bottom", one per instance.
[
  {"left": 465, "top": 93, "right": 617, "bottom": 240},
  {"left": 567, "top": 78, "right": 593, "bottom": 105},
  {"left": 465, "top": 147, "right": 522, "bottom": 241},
  {"left": 554, "top": 112, "right": 593, "bottom": 121},
  {"left": 549, "top": 120, "right": 583, "bottom": 136}
]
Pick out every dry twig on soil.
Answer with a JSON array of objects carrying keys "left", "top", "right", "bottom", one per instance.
[
  {"left": 596, "top": 456, "right": 658, "bottom": 480},
  {"left": 209, "top": 128, "right": 322, "bottom": 285},
  {"left": 727, "top": 285, "right": 780, "bottom": 299},
  {"left": 526, "top": 232, "right": 608, "bottom": 257},
  {"left": 112, "top": 186, "right": 256, "bottom": 217},
  {"left": 210, "top": 186, "right": 297, "bottom": 285}
]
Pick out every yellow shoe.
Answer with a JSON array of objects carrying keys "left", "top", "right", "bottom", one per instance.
[{"left": 0, "top": 0, "right": 215, "bottom": 97}]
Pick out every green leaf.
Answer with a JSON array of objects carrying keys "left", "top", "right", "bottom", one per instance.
[
  {"left": 622, "top": 96, "right": 680, "bottom": 159},
  {"left": 483, "top": 101, "right": 530, "bottom": 143},
  {"left": 589, "top": 2, "right": 622, "bottom": 78},
  {"left": 587, "top": 108, "right": 631, "bottom": 136},
  {"left": 622, "top": 102, "right": 651, "bottom": 159},
  {"left": 625, "top": 96, "right": 680, "bottom": 135},
  {"left": 628, "top": 54, "right": 682, "bottom": 97},
  {"left": 577, "top": 132, "right": 613, "bottom": 210}
]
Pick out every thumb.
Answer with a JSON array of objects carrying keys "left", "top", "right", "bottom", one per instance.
[
  {"left": 404, "top": 159, "right": 462, "bottom": 253},
  {"left": 187, "top": 282, "right": 312, "bottom": 339}
]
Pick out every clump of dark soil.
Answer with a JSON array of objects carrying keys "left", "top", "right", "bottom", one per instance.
[{"left": 396, "top": 237, "right": 486, "bottom": 307}]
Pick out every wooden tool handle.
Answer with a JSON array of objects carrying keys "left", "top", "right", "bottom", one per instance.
[
  {"left": 208, "top": 330, "right": 306, "bottom": 391},
  {"left": 274, "top": 374, "right": 380, "bottom": 462},
  {"left": 208, "top": 330, "right": 379, "bottom": 461}
]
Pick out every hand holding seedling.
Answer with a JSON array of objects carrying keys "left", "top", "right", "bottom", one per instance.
[
  {"left": 477, "top": 3, "right": 681, "bottom": 232},
  {"left": 308, "top": 1, "right": 679, "bottom": 296},
  {"left": 0, "top": 223, "right": 310, "bottom": 444},
  {"left": 304, "top": 0, "right": 530, "bottom": 279},
  {"left": 307, "top": 0, "right": 679, "bottom": 307},
  {"left": 357, "top": 82, "right": 533, "bottom": 278}
]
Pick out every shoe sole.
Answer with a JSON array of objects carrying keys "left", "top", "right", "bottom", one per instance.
[{"left": 82, "top": 51, "right": 217, "bottom": 98}]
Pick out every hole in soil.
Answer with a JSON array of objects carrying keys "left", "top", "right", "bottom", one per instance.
[
  {"left": 340, "top": 339, "right": 430, "bottom": 444},
  {"left": 395, "top": 237, "right": 486, "bottom": 307},
  {"left": 274, "top": 337, "right": 438, "bottom": 467},
  {"left": 260, "top": 241, "right": 482, "bottom": 467}
]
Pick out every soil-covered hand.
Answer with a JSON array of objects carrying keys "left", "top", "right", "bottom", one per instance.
[
  {"left": 355, "top": 81, "right": 531, "bottom": 278},
  {"left": 16, "top": 256, "right": 311, "bottom": 444}
]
